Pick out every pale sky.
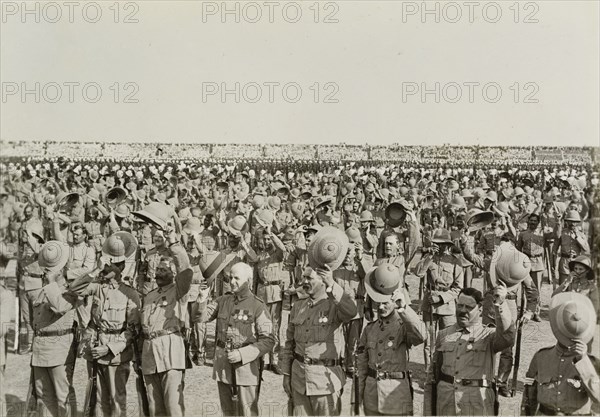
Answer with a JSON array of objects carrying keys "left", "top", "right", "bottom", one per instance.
[{"left": 1, "top": 1, "right": 599, "bottom": 147}]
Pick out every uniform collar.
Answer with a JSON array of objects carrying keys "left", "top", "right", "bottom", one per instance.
[
  {"left": 555, "top": 344, "right": 577, "bottom": 357},
  {"left": 234, "top": 286, "right": 252, "bottom": 302},
  {"left": 379, "top": 310, "right": 399, "bottom": 325}
]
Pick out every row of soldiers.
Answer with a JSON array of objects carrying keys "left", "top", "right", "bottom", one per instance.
[{"left": 0, "top": 163, "right": 598, "bottom": 416}]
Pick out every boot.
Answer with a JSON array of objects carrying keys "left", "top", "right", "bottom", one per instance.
[{"left": 18, "top": 326, "right": 31, "bottom": 355}]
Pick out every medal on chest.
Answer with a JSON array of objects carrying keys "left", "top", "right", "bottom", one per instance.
[{"left": 318, "top": 310, "right": 328, "bottom": 324}]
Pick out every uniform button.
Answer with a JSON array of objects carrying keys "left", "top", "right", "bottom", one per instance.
[
  {"left": 378, "top": 353, "right": 382, "bottom": 357},
  {"left": 560, "top": 359, "right": 564, "bottom": 362},
  {"left": 379, "top": 340, "right": 383, "bottom": 344},
  {"left": 455, "top": 371, "right": 459, "bottom": 374},
  {"left": 557, "top": 392, "right": 561, "bottom": 395},
  {"left": 456, "top": 357, "right": 460, "bottom": 360},
  {"left": 559, "top": 375, "right": 562, "bottom": 378}
]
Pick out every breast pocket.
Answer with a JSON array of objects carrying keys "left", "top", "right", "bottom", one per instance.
[
  {"left": 465, "top": 341, "right": 487, "bottom": 368},
  {"left": 106, "top": 298, "right": 127, "bottom": 323}
]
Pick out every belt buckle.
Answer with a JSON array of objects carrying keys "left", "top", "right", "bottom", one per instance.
[
  {"left": 455, "top": 378, "right": 461, "bottom": 384},
  {"left": 304, "top": 356, "right": 312, "bottom": 365},
  {"left": 149, "top": 331, "right": 157, "bottom": 339},
  {"left": 377, "top": 371, "right": 385, "bottom": 380},
  {"left": 463, "top": 379, "right": 472, "bottom": 386}
]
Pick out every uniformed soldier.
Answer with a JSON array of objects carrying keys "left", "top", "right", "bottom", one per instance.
[
  {"left": 424, "top": 285, "right": 515, "bottom": 416},
  {"left": 29, "top": 240, "right": 80, "bottom": 417},
  {"left": 522, "top": 292, "right": 600, "bottom": 415},
  {"left": 195, "top": 262, "right": 276, "bottom": 416},
  {"left": 357, "top": 264, "right": 426, "bottom": 416},
  {"left": 16, "top": 221, "right": 44, "bottom": 354},
  {"left": 280, "top": 265, "right": 358, "bottom": 416},
  {"left": 333, "top": 245, "right": 366, "bottom": 375},
  {"left": 53, "top": 221, "right": 96, "bottom": 282},
  {"left": 254, "top": 226, "right": 287, "bottom": 374},
  {"left": 284, "top": 225, "right": 320, "bottom": 306},
  {"left": 140, "top": 225, "right": 193, "bottom": 417},
  {"left": 138, "top": 230, "right": 171, "bottom": 297},
  {"left": 553, "top": 210, "right": 591, "bottom": 285},
  {"left": 416, "top": 229, "right": 464, "bottom": 370},
  {"left": 516, "top": 213, "right": 547, "bottom": 321},
  {"left": 461, "top": 237, "right": 539, "bottom": 397},
  {"left": 68, "top": 231, "right": 141, "bottom": 417}
]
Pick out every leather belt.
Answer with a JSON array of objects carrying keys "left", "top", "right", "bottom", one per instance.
[
  {"left": 191, "top": 279, "right": 203, "bottom": 285},
  {"left": 34, "top": 328, "right": 75, "bottom": 337},
  {"left": 506, "top": 294, "right": 517, "bottom": 300},
  {"left": 263, "top": 280, "right": 282, "bottom": 286},
  {"left": 538, "top": 404, "right": 590, "bottom": 416},
  {"left": 142, "top": 327, "right": 181, "bottom": 340},
  {"left": 293, "top": 353, "right": 342, "bottom": 367},
  {"left": 216, "top": 340, "right": 253, "bottom": 350},
  {"left": 439, "top": 372, "right": 491, "bottom": 387},
  {"left": 525, "top": 253, "right": 543, "bottom": 258},
  {"left": 25, "top": 273, "right": 44, "bottom": 278},
  {"left": 367, "top": 367, "right": 410, "bottom": 380},
  {"left": 91, "top": 324, "right": 126, "bottom": 335}
]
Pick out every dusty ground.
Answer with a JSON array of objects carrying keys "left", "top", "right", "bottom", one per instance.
[{"left": 2, "top": 271, "right": 569, "bottom": 417}]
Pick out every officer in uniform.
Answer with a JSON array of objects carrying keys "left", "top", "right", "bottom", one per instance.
[
  {"left": 138, "top": 230, "right": 172, "bottom": 297},
  {"left": 357, "top": 264, "right": 427, "bottom": 416},
  {"left": 280, "top": 264, "right": 358, "bottom": 416},
  {"left": 68, "top": 231, "right": 141, "bottom": 417},
  {"left": 522, "top": 292, "right": 600, "bottom": 415},
  {"left": 52, "top": 220, "right": 96, "bottom": 282},
  {"left": 553, "top": 210, "right": 590, "bottom": 285},
  {"left": 416, "top": 229, "right": 464, "bottom": 369},
  {"left": 254, "top": 225, "right": 287, "bottom": 374},
  {"left": 196, "top": 262, "right": 275, "bottom": 416},
  {"left": 424, "top": 285, "right": 515, "bottom": 416},
  {"left": 16, "top": 221, "right": 44, "bottom": 354},
  {"left": 461, "top": 236, "right": 539, "bottom": 396},
  {"left": 140, "top": 224, "right": 193, "bottom": 417},
  {"left": 29, "top": 240, "right": 80, "bottom": 417}
]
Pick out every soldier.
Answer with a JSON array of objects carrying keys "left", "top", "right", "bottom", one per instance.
[
  {"left": 553, "top": 210, "right": 591, "bottom": 285},
  {"left": 522, "top": 292, "right": 600, "bottom": 415},
  {"left": 516, "top": 213, "right": 547, "bottom": 321},
  {"left": 29, "top": 240, "right": 80, "bottom": 417},
  {"left": 138, "top": 229, "right": 171, "bottom": 297},
  {"left": 416, "top": 229, "right": 463, "bottom": 369},
  {"left": 357, "top": 264, "right": 427, "bottom": 416},
  {"left": 195, "top": 262, "right": 275, "bottom": 416},
  {"left": 280, "top": 264, "right": 357, "bottom": 416},
  {"left": 424, "top": 285, "right": 515, "bottom": 416},
  {"left": 16, "top": 221, "right": 44, "bottom": 354},
  {"left": 254, "top": 225, "right": 287, "bottom": 374},
  {"left": 460, "top": 236, "right": 538, "bottom": 397},
  {"left": 140, "top": 224, "right": 193, "bottom": 417},
  {"left": 333, "top": 244, "right": 366, "bottom": 375},
  {"left": 68, "top": 231, "right": 141, "bottom": 417},
  {"left": 52, "top": 220, "right": 95, "bottom": 282}
]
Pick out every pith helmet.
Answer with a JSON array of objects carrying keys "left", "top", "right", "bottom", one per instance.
[{"left": 364, "top": 264, "right": 401, "bottom": 303}]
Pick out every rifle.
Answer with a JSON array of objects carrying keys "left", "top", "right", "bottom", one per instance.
[
  {"left": 226, "top": 337, "right": 240, "bottom": 416},
  {"left": 429, "top": 310, "right": 438, "bottom": 416},
  {"left": 511, "top": 286, "right": 527, "bottom": 397},
  {"left": 133, "top": 332, "right": 150, "bottom": 417},
  {"left": 83, "top": 339, "right": 99, "bottom": 417},
  {"left": 23, "top": 367, "right": 37, "bottom": 417},
  {"left": 256, "top": 356, "right": 265, "bottom": 399},
  {"left": 351, "top": 341, "right": 360, "bottom": 416}
]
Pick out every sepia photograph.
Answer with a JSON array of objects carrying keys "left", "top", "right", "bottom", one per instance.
[{"left": 1, "top": 1, "right": 599, "bottom": 416}]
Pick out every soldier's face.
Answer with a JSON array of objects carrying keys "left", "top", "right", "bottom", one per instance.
[
  {"left": 528, "top": 216, "right": 540, "bottom": 230},
  {"left": 153, "top": 233, "right": 165, "bottom": 248},
  {"left": 456, "top": 294, "right": 481, "bottom": 328},
  {"left": 155, "top": 261, "right": 175, "bottom": 287},
  {"left": 378, "top": 299, "right": 396, "bottom": 318},
  {"left": 229, "top": 265, "right": 250, "bottom": 293},
  {"left": 384, "top": 236, "right": 399, "bottom": 256},
  {"left": 304, "top": 231, "right": 315, "bottom": 246},
  {"left": 301, "top": 269, "right": 324, "bottom": 298},
  {"left": 572, "top": 264, "right": 588, "bottom": 276},
  {"left": 72, "top": 227, "right": 85, "bottom": 244}
]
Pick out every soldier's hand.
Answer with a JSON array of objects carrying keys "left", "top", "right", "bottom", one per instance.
[
  {"left": 91, "top": 345, "right": 110, "bottom": 359},
  {"left": 316, "top": 264, "right": 334, "bottom": 288},
  {"left": 570, "top": 340, "right": 587, "bottom": 360},
  {"left": 227, "top": 349, "right": 242, "bottom": 364},
  {"left": 492, "top": 281, "right": 508, "bottom": 305},
  {"left": 520, "top": 311, "right": 532, "bottom": 325},
  {"left": 283, "top": 375, "right": 292, "bottom": 397},
  {"left": 391, "top": 289, "right": 407, "bottom": 310}
]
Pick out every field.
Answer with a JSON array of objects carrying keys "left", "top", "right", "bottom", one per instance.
[{"left": 1, "top": 268, "right": 580, "bottom": 417}]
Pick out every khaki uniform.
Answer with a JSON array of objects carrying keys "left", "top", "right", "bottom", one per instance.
[
  {"left": 424, "top": 312, "right": 516, "bottom": 416},
  {"left": 17, "top": 225, "right": 42, "bottom": 351},
  {"left": 417, "top": 253, "right": 463, "bottom": 368},
  {"left": 85, "top": 220, "right": 105, "bottom": 254},
  {"left": 553, "top": 229, "right": 590, "bottom": 284},
  {"left": 72, "top": 277, "right": 141, "bottom": 417},
  {"left": 28, "top": 281, "right": 79, "bottom": 417},
  {"left": 517, "top": 229, "right": 547, "bottom": 315},
  {"left": 141, "top": 243, "right": 193, "bottom": 417},
  {"left": 357, "top": 307, "right": 427, "bottom": 415},
  {"left": 522, "top": 346, "right": 600, "bottom": 415},
  {"left": 280, "top": 282, "right": 357, "bottom": 416},
  {"left": 197, "top": 287, "right": 276, "bottom": 416},
  {"left": 64, "top": 241, "right": 95, "bottom": 282}
]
